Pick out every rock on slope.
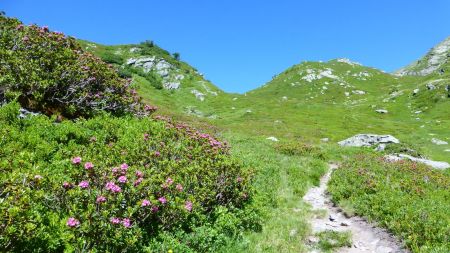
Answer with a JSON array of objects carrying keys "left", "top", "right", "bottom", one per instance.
[{"left": 395, "top": 36, "right": 450, "bottom": 76}]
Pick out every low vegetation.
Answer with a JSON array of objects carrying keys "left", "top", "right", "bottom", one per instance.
[
  {"left": 328, "top": 152, "right": 450, "bottom": 252},
  {"left": 0, "top": 102, "right": 256, "bottom": 252}
]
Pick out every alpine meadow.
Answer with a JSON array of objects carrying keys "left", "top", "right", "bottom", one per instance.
[{"left": 0, "top": 4, "right": 449, "bottom": 253}]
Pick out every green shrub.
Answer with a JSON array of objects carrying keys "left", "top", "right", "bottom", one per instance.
[
  {"left": 0, "top": 102, "right": 255, "bottom": 252},
  {"left": 328, "top": 153, "right": 450, "bottom": 252},
  {"left": 274, "top": 142, "right": 325, "bottom": 159},
  {"left": 0, "top": 16, "right": 149, "bottom": 118}
]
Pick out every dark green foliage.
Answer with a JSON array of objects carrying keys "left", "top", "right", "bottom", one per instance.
[
  {"left": 0, "top": 16, "right": 149, "bottom": 118},
  {"left": 0, "top": 102, "right": 256, "bottom": 252}
]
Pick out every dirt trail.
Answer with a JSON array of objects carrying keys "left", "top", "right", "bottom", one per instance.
[{"left": 303, "top": 164, "right": 409, "bottom": 253}]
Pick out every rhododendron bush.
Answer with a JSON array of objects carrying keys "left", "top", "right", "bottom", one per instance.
[
  {"left": 0, "top": 102, "right": 255, "bottom": 252},
  {"left": 0, "top": 16, "right": 153, "bottom": 118}
]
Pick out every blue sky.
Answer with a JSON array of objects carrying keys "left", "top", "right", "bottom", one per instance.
[{"left": 2, "top": 1, "right": 450, "bottom": 93}]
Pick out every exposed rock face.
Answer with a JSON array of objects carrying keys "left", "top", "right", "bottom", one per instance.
[
  {"left": 266, "top": 136, "right": 279, "bottom": 142},
  {"left": 338, "top": 134, "right": 400, "bottom": 147},
  {"left": 18, "top": 108, "right": 40, "bottom": 119},
  {"left": 426, "top": 83, "right": 436, "bottom": 90},
  {"left": 395, "top": 36, "right": 450, "bottom": 76},
  {"left": 126, "top": 57, "right": 184, "bottom": 90},
  {"left": 375, "top": 109, "right": 388, "bottom": 114},
  {"left": 191, "top": 90, "right": 205, "bottom": 101},
  {"left": 336, "top": 58, "right": 361, "bottom": 66},
  {"left": 352, "top": 90, "right": 366, "bottom": 95},
  {"left": 431, "top": 138, "right": 448, "bottom": 145},
  {"left": 385, "top": 154, "right": 450, "bottom": 170}
]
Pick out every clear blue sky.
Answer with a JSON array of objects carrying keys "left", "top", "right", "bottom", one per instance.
[{"left": 2, "top": 1, "right": 450, "bottom": 93}]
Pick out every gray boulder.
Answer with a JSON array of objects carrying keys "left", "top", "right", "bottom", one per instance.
[
  {"left": 338, "top": 134, "right": 400, "bottom": 147},
  {"left": 385, "top": 154, "right": 450, "bottom": 170}
]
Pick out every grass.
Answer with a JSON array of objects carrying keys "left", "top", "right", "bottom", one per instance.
[{"left": 216, "top": 133, "right": 328, "bottom": 252}]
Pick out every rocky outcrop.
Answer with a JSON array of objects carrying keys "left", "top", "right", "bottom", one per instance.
[
  {"left": 431, "top": 138, "right": 448, "bottom": 145},
  {"left": 338, "top": 134, "right": 400, "bottom": 147},
  {"left": 395, "top": 36, "right": 450, "bottom": 76},
  {"left": 375, "top": 109, "right": 388, "bottom": 114},
  {"left": 385, "top": 154, "right": 450, "bottom": 170},
  {"left": 126, "top": 57, "right": 184, "bottom": 90}
]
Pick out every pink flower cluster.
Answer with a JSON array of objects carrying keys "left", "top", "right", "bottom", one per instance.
[
  {"left": 78, "top": 181, "right": 89, "bottom": 189},
  {"left": 96, "top": 195, "right": 107, "bottom": 204},
  {"left": 185, "top": 201, "right": 193, "bottom": 212},
  {"left": 110, "top": 217, "right": 132, "bottom": 228},
  {"left": 67, "top": 217, "right": 80, "bottom": 228},
  {"left": 72, "top": 156, "right": 82, "bottom": 164},
  {"left": 84, "top": 162, "right": 94, "bottom": 170},
  {"left": 105, "top": 181, "right": 121, "bottom": 193}
]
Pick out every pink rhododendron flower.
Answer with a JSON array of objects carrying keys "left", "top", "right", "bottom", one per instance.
[
  {"left": 143, "top": 133, "right": 149, "bottom": 141},
  {"left": 154, "top": 151, "right": 160, "bottom": 157},
  {"left": 151, "top": 206, "right": 159, "bottom": 213},
  {"left": 134, "top": 178, "right": 143, "bottom": 187},
  {"left": 184, "top": 201, "right": 193, "bottom": 212},
  {"left": 120, "top": 163, "right": 129, "bottom": 170},
  {"left": 118, "top": 176, "right": 127, "bottom": 183},
  {"left": 236, "top": 177, "right": 243, "bottom": 183},
  {"left": 176, "top": 184, "right": 183, "bottom": 192},
  {"left": 96, "top": 195, "right": 106, "bottom": 203},
  {"left": 112, "top": 167, "right": 119, "bottom": 174},
  {"left": 141, "top": 199, "right": 151, "bottom": 207},
  {"left": 135, "top": 170, "right": 144, "bottom": 178},
  {"left": 72, "top": 157, "right": 81, "bottom": 164},
  {"left": 110, "top": 217, "right": 120, "bottom": 225},
  {"left": 84, "top": 162, "right": 94, "bottom": 170},
  {"left": 122, "top": 218, "right": 131, "bottom": 228},
  {"left": 105, "top": 181, "right": 121, "bottom": 193},
  {"left": 158, "top": 197, "right": 167, "bottom": 204},
  {"left": 166, "top": 177, "right": 174, "bottom": 185},
  {"left": 62, "top": 182, "right": 72, "bottom": 189},
  {"left": 67, "top": 217, "right": 80, "bottom": 227},
  {"left": 78, "top": 181, "right": 89, "bottom": 189}
]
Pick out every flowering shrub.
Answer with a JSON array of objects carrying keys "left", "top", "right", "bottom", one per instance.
[
  {"left": 0, "top": 102, "right": 254, "bottom": 252},
  {"left": 328, "top": 153, "right": 450, "bottom": 252},
  {"left": 0, "top": 16, "right": 154, "bottom": 118}
]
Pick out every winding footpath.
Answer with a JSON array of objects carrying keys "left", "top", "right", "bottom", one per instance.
[{"left": 303, "top": 164, "right": 409, "bottom": 253}]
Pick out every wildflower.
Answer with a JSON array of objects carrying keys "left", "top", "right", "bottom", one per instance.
[
  {"left": 135, "top": 170, "right": 144, "bottom": 178},
  {"left": 78, "top": 181, "right": 89, "bottom": 189},
  {"left": 67, "top": 217, "right": 80, "bottom": 227},
  {"left": 236, "top": 177, "right": 243, "bottom": 183},
  {"left": 110, "top": 217, "right": 120, "bottom": 225},
  {"left": 112, "top": 167, "right": 119, "bottom": 174},
  {"left": 63, "top": 182, "right": 72, "bottom": 189},
  {"left": 184, "top": 201, "right": 193, "bottom": 212},
  {"left": 72, "top": 157, "right": 82, "bottom": 164},
  {"left": 166, "top": 177, "right": 174, "bottom": 185},
  {"left": 118, "top": 176, "right": 127, "bottom": 183},
  {"left": 143, "top": 133, "right": 149, "bottom": 141},
  {"left": 34, "top": 175, "right": 43, "bottom": 180},
  {"left": 158, "top": 197, "right": 167, "bottom": 204},
  {"left": 134, "top": 178, "right": 143, "bottom": 187},
  {"left": 96, "top": 195, "right": 106, "bottom": 203},
  {"left": 120, "top": 163, "right": 128, "bottom": 174},
  {"left": 151, "top": 206, "right": 159, "bottom": 213},
  {"left": 141, "top": 199, "right": 151, "bottom": 207},
  {"left": 176, "top": 183, "right": 183, "bottom": 192},
  {"left": 16, "top": 24, "right": 24, "bottom": 30},
  {"left": 22, "top": 36, "right": 29, "bottom": 42},
  {"left": 105, "top": 181, "right": 121, "bottom": 193},
  {"left": 154, "top": 151, "right": 160, "bottom": 157},
  {"left": 84, "top": 162, "right": 94, "bottom": 170},
  {"left": 122, "top": 218, "right": 131, "bottom": 228}
]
